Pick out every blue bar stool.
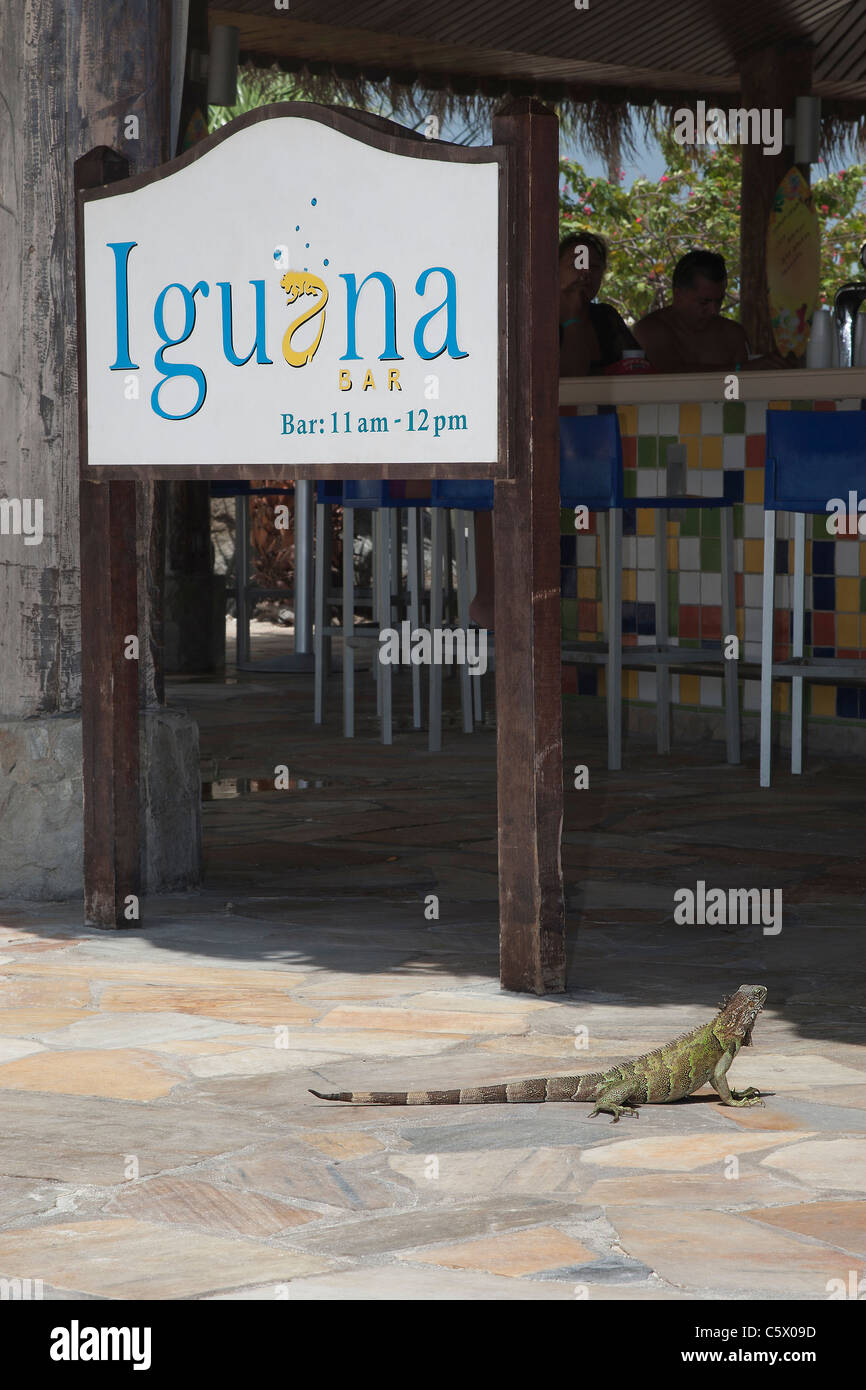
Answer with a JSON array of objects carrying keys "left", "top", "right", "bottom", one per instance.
[
  {"left": 428, "top": 480, "right": 494, "bottom": 752},
  {"left": 761, "top": 410, "right": 866, "bottom": 786},
  {"left": 560, "top": 413, "right": 740, "bottom": 770}
]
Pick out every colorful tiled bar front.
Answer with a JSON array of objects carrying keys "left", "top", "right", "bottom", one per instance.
[{"left": 559, "top": 398, "right": 866, "bottom": 722}]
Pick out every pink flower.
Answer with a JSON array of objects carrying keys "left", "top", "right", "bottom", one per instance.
[
  {"left": 584, "top": 204, "right": 593, "bottom": 213},
  {"left": 660, "top": 174, "right": 669, "bottom": 182},
  {"left": 635, "top": 216, "right": 642, "bottom": 223},
  {"left": 838, "top": 170, "right": 846, "bottom": 178},
  {"left": 820, "top": 204, "right": 829, "bottom": 213}
]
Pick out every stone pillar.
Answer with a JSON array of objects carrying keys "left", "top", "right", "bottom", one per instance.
[{"left": 0, "top": 0, "right": 200, "bottom": 900}]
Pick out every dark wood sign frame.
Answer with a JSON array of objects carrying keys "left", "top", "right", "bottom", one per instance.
[
  {"left": 77, "top": 102, "right": 511, "bottom": 483},
  {"left": 75, "top": 99, "right": 567, "bottom": 996}
]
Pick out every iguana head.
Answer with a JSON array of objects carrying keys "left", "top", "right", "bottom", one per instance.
[{"left": 714, "top": 984, "right": 767, "bottom": 1048}]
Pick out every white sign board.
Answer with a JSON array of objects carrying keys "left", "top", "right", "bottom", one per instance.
[{"left": 81, "top": 110, "right": 503, "bottom": 472}]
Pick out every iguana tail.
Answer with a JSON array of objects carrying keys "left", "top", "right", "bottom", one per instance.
[{"left": 309, "top": 1074, "right": 606, "bottom": 1105}]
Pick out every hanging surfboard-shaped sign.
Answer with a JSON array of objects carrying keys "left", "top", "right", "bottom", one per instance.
[{"left": 766, "top": 166, "right": 820, "bottom": 359}]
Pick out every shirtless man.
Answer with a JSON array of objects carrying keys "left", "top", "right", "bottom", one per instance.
[{"left": 634, "top": 250, "right": 787, "bottom": 373}]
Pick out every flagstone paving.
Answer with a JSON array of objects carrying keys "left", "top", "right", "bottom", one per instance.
[{"left": 0, "top": 656, "right": 865, "bottom": 1299}]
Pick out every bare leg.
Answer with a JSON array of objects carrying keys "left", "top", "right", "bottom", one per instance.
[{"left": 469, "top": 510, "right": 495, "bottom": 628}]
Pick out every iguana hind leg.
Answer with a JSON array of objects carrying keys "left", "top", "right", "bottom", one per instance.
[{"left": 587, "top": 1081, "right": 641, "bottom": 1124}]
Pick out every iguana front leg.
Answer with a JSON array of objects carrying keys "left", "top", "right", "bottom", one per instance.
[{"left": 710, "top": 1045, "right": 764, "bottom": 1107}]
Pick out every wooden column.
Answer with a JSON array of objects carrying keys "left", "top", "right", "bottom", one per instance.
[
  {"left": 75, "top": 149, "right": 141, "bottom": 926},
  {"left": 491, "top": 100, "right": 566, "bottom": 994},
  {"left": 739, "top": 41, "right": 813, "bottom": 355}
]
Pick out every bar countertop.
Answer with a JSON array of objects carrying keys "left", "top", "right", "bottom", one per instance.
[{"left": 559, "top": 366, "right": 866, "bottom": 406}]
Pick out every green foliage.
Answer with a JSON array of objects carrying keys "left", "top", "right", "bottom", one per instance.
[{"left": 561, "top": 129, "right": 866, "bottom": 325}]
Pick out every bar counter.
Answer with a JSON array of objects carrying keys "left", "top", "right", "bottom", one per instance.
[{"left": 557, "top": 367, "right": 866, "bottom": 736}]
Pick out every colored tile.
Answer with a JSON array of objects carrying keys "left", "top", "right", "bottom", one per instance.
[
  {"left": 745, "top": 434, "right": 766, "bottom": 469},
  {"left": 679, "top": 605, "right": 700, "bottom": 639},
  {"left": 679, "top": 507, "right": 699, "bottom": 537},
  {"left": 667, "top": 538, "right": 678, "bottom": 570},
  {"left": 679, "top": 674, "right": 700, "bottom": 704},
  {"left": 622, "top": 569, "right": 636, "bottom": 602},
  {"left": 560, "top": 568, "right": 576, "bottom": 598},
  {"left": 723, "top": 401, "right": 746, "bottom": 433},
  {"left": 637, "top": 509, "right": 655, "bottom": 535},
  {"left": 723, "top": 471, "right": 744, "bottom": 502},
  {"left": 701, "top": 436, "right": 723, "bottom": 470},
  {"left": 743, "top": 539, "right": 763, "bottom": 573},
  {"left": 812, "top": 576, "right": 835, "bottom": 610},
  {"left": 679, "top": 403, "right": 701, "bottom": 434},
  {"left": 617, "top": 405, "right": 637, "bottom": 436},
  {"left": 811, "top": 612, "right": 835, "bottom": 646},
  {"left": 560, "top": 535, "right": 576, "bottom": 565},
  {"left": 836, "top": 576, "right": 860, "bottom": 611},
  {"left": 701, "top": 606, "right": 722, "bottom": 640},
  {"left": 560, "top": 600, "right": 578, "bottom": 639},
  {"left": 621, "top": 434, "right": 637, "bottom": 469},
  {"left": 744, "top": 470, "right": 764, "bottom": 505},
  {"left": 836, "top": 685, "right": 858, "bottom": 718},
  {"left": 578, "top": 599, "right": 597, "bottom": 630},
  {"left": 772, "top": 683, "right": 790, "bottom": 713},
  {"left": 774, "top": 539, "right": 788, "bottom": 574},
  {"left": 577, "top": 567, "right": 597, "bottom": 600},
  {"left": 700, "top": 508, "right": 721, "bottom": 539},
  {"left": 637, "top": 437, "right": 658, "bottom": 468},
  {"left": 812, "top": 540, "right": 835, "bottom": 574},
  {"left": 811, "top": 685, "right": 836, "bottom": 717},
  {"left": 733, "top": 503, "right": 744, "bottom": 539},
  {"left": 768, "top": 400, "right": 791, "bottom": 410},
  {"left": 700, "top": 538, "right": 721, "bottom": 571}
]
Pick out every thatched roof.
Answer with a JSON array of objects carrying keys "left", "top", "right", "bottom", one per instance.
[{"left": 209, "top": 0, "right": 866, "bottom": 158}]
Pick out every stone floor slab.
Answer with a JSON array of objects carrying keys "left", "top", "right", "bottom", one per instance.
[
  {"left": 0, "top": 1048, "right": 180, "bottom": 1100},
  {"left": 606, "top": 1206, "right": 856, "bottom": 1297},
  {"left": 743, "top": 1200, "right": 866, "bottom": 1257},
  {"left": 580, "top": 1130, "right": 812, "bottom": 1172},
  {"left": 0, "top": 1219, "right": 333, "bottom": 1298},
  {"left": 399, "top": 1225, "right": 598, "bottom": 1277},
  {"left": 104, "top": 1176, "right": 318, "bottom": 1237},
  {"left": 760, "top": 1138, "right": 866, "bottom": 1192}
]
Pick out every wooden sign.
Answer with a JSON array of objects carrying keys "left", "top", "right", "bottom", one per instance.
[
  {"left": 766, "top": 166, "right": 820, "bottom": 358},
  {"left": 77, "top": 104, "right": 509, "bottom": 481}
]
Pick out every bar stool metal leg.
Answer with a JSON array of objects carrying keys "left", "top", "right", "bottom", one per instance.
[
  {"left": 313, "top": 498, "right": 327, "bottom": 724},
  {"left": 428, "top": 508, "right": 444, "bottom": 752},
  {"left": 454, "top": 509, "right": 474, "bottom": 733},
  {"left": 467, "top": 513, "right": 483, "bottom": 723},
  {"left": 607, "top": 508, "right": 623, "bottom": 771},
  {"left": 407, "top": 508, "right": 423, "bottom": 729},
  {"left": 791, "top": 511, "right": 806, "bottom": 775},
  {"left": 720, "top": 506, "right": 741, "bottom": 765},
  {"left": 760, "top": 508, "right": 776, "bottom": 788},
  {"left": 343, "top": 503, "right": 355, "bottom": 738},
  {"left": 654, "top": 506, "right": 671, "bottom": 755},
  {"left": 235, "top": 493, "right": 251, "bottom": 667},
  {"left": 378, "top": 509, "right": 393, "bottom": 745},
  {"left": 372, "top": 509, "right": 383, "bottom": 716}
]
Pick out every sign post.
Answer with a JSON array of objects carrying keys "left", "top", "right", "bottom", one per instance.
[{"left": 76, "top": 101, "right": 566, "bottom": 991}]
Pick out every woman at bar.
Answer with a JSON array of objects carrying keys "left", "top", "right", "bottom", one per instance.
[
  {"left": 558, "top": 231, "right": 639, "bottom": 376},
  {"left": 469, "top": 231, "right": 635, "bottom": 627}
]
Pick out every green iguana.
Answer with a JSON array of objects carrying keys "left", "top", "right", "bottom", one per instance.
[{"left": 310, "top": 983, "right": 767, "bottom": 1123}]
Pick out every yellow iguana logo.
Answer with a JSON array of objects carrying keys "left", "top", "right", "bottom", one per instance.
[{"left": 280, "top": 270, "right": 328, "bottom": 367}]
